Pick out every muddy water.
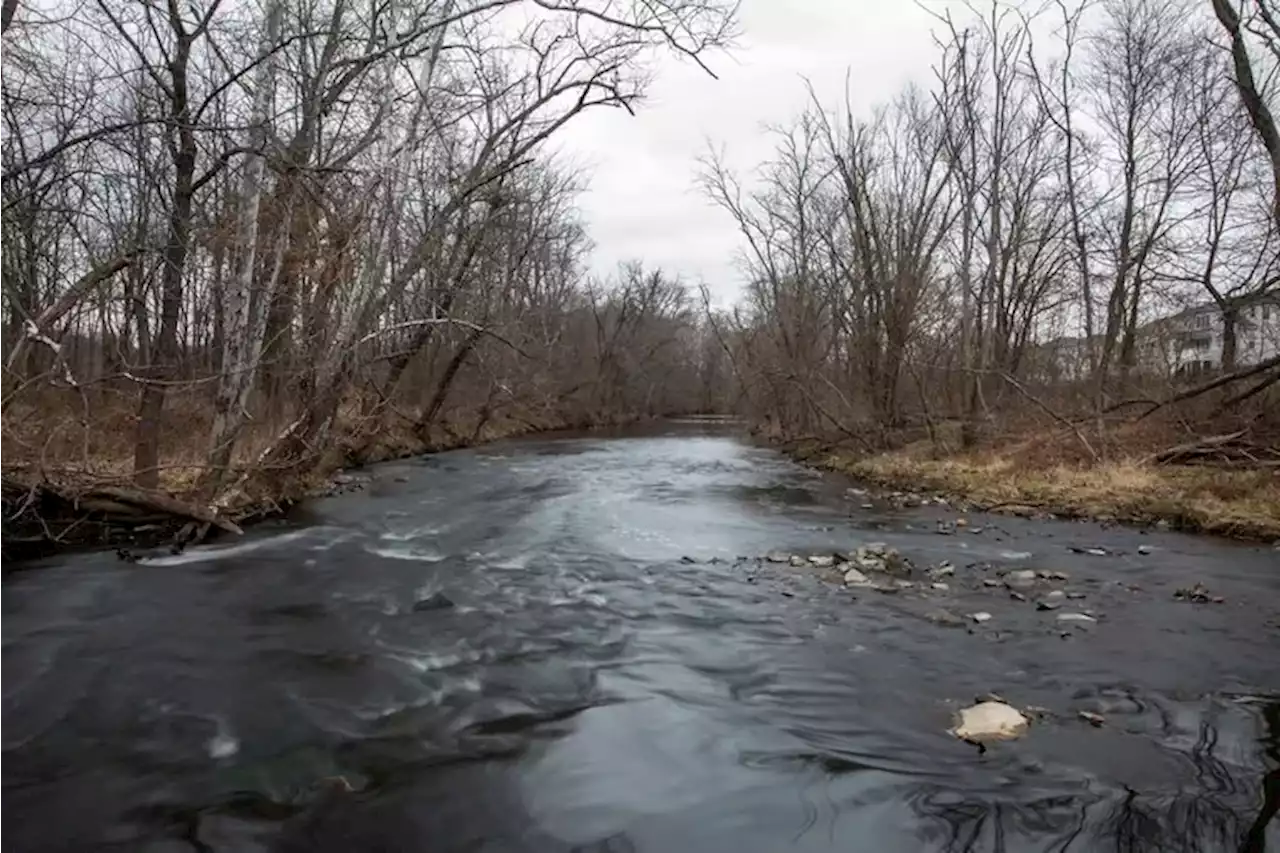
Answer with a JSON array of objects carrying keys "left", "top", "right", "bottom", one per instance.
[{"left": 3, "top": 419, "right": 1278, "bottom": 852}]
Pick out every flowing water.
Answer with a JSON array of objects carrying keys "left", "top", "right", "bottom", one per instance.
[{"left": 4, "top": 419, "right": 1278, "bottom": 852}]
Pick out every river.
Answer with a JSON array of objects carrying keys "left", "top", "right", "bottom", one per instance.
[{"left": 3, "top": 418, "right": 1278, "bottom": 852}]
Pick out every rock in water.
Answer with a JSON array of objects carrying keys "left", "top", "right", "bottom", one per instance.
[
  {"left": 842, "top": 567, "right": 871, "bottom": 586},
  {"left": 969, "top": 611, "right": 993, "bottom": 624},
  {"left": 413, "top": 592, "right": 455, "bottom": 612},
  {"left": 1078, "top": 710, "right": 1105, "bottom": 727},
  {"left": 950, "top": 701, "right": 1029, "bottom": 742},
  {"left": 1004, "top": 569, "right": 1037, "bottom": 590},
  {"left": 1056, "top": 612, "right": 1096, "bottom": 623},
  {"left": 808, "top": 554, "right": 836, "bottom": 568},
  {"left": 926, "top": 610, "right": 966, "bottom": 628},
  {"left": 928, "top": 561, "right": 955, "bottom": 579},
  {"left": 764, "top": 550, "right": 791, "bottom": 564},
  {"left": 789, "top": 555, "right": 807, "bottom": 568}
]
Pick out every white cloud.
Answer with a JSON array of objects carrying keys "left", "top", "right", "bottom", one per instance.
[{"left": 557, "top": 0, "right": 960, "bottom": 304}]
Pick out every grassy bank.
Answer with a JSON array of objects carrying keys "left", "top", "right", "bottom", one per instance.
[{"left": 805, "top": 440, "right": 1280, "bottom": 541}]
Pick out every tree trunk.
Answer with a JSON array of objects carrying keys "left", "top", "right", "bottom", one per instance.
[
  {"left": 201, "top": 0, "right": 282, "bottom": 495},
  {"left": 1221, "top": 306, "right": 1238, "bottom": 371},
  {"left": 133, "top": 27, "right": 197, "bottom": 489}
]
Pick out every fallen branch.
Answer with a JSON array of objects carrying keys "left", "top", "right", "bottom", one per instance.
[
  {"left": 996, "top": 371, "right": 1099, "bottom": 462},
  {"left": 1141, "top": 430, "right": 1248, "bottom": 466},
  {"left": 357, "top": 318, "right": 533, "bottom": 360},
  {"left": 79, "top": 486, "right": 243, "bottom": 535},
  {"left": 4, "top": 252, "right": 139, "bottom": 374},
  {"left": 1132, "top": 355, "right": 1280, "bottom": 421}
]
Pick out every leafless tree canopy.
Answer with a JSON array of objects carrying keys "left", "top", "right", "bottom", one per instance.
[
  {"left": 2, "top": 0, "right": 737, "bottom": 511},
  {"left": 701, "top": 0, "right": 1280, "bottom": 452}
]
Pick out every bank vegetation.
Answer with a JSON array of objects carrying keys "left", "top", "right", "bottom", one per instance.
[{"left": 701, "top": 0, "right": 1280, "bottom": 538}]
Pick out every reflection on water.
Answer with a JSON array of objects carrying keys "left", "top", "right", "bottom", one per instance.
[{"left": 3, "top": 423, "right": 1278, "bottom": 852}]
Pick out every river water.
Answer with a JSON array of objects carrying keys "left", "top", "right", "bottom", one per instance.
[{"left": 4, "top": 419, "right": 1278, "bottom": 852}]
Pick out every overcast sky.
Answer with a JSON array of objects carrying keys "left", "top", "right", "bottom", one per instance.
[{"left": 556, "top": 0, "right": 961, "bottom": 307}]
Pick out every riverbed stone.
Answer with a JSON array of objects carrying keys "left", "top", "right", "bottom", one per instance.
[
  {"left": 1057, "top": 612, "right": 1096, "bottom": 624},
  {"left": 1173, "top": 583, "right": 1222, "bottom": 603},
  {"left": 950, "top": 701, "right": 1029, "bottom": 742},
  {"left": 764, "top": 550, "right": 791, "bottom": 564},
  {"left": 808, "top": 554, "right": 836, "bottom": 568},
  {"left": 853, "top": 554, "right": 884, "bottom": 572},
  {"left": 1004, "top": 569, "right": 1037, "bottom": 590},
  {"left": 970, "top": 611, "right": 992, "bottom": 624},
  {"left": 928, "top": 560, "right": 955, "bottom": 579},
  {"left": 842, "top": 567, "right": 871, "bottom": 586},
  {"left": 413, "top": 592, "right": 456, "bottom": 612},
  {"left": 926, "top": 609, "right": 966, "bottom": 628},
  {"left": 789, "top": 555, "right": 807, "bottom": 567},
  {"left": 1078, "top": 710, "right": 1106, "bottom": 727}
]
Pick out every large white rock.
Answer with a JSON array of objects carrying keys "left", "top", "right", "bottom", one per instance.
[
  {"left": 950, "top": 701, "right": 1029, "bottom": 742},
  {"left": 809, "top": 554, "right": 836, "bottom": 568}
]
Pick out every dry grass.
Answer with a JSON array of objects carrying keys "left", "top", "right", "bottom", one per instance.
[{"left": 823, "top": 442, "right": 1280, "bottom": 540}]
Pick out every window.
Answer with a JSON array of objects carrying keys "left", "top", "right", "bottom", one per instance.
[{"left": 1194, "top": 313, "right": 1210, "bottom": 329}]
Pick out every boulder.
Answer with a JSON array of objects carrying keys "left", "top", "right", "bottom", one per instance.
[
  {"left": 808, "top": 554, "right": 836, "bottom": 568},
  {"left": 950, "top": 701, "right": 1029, "bottom": 742},
  {"left": 969, "top": 611, "right": 993, "bottom": 624},
  {"left": 764, "top": 551, "right": 792, "bottom": 564},
  {"left": 789, "top": 555, "right": 807, "bottom": 568}
]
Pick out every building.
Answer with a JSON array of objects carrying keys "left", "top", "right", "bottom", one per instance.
[{"left": 1171, "top": 291, "right": 1280, "bottom": 376}]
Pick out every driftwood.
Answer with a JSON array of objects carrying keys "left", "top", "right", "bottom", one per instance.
[
  {"left": 1141, "top": 429, "right": 1280, "bottom": 467},
  {"left": 79, "top": 486, "right": 243, "bottom": 535},
  {"left": 2, "top": 476, "right": 243, "bottom": 562}
]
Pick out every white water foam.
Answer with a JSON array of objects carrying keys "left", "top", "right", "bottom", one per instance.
[
  {"left": 139, "top": 529, "right": 315, "bottom": 567},
  {"left": 206, "top": 719, "right": 239, "bottom": 759},
  {"left": 365, "top": 543, "right": 446, "bottom": 562}
]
